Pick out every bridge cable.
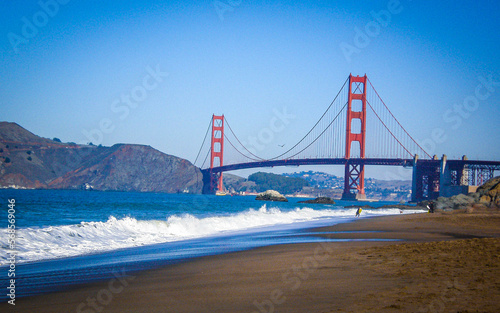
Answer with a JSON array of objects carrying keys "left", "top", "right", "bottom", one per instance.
[
  {"left": 285, "top": 101, "right": 348, "bottom": 159},
  {"left": 223, "top": 117, "right": 267, "bottom": 161},
  {"left": 269, "top": 76, "right": 350, "bottom": 160},
  {"left": 366, "top": 99, "right": 414, "bottom": 158},
  {"left": 367, "top": 78, "right": 432, "bottom": 159},
  {"left": 194, "top": 119, "right": 213, "bottom": 166},
  {"left": 219, "top": 76, "right": 349, "bottom": 162},
  {"left": 200, "top": 147, "right": 211, "bottom": 169},
  {"left": 223, "top": 133, "right": 263, "bottom": 162}
]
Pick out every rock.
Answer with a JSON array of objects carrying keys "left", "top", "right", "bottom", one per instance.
[
  {"left": 453, "top": 193, "right": 475, "bottom": 207},
  {"left": 475, "top": 176, "right": 500, "bottom": 207},
  {"left": 431, "top": 176, "right": 500, "bottom": 210},
  {"left": 479, "top": 195, "right": 491, "bottom": 204},
  {"left": 434, "top": 193, "right": 476, "bottom": 211},
  {"left": 476, "top": 176, "right": 500, "bottom": 196},
  {"left": 468, "top": 192, "right": 481, "bottom": 202},
  {"left": 434, "top": 197, "right": 450, "bottom": 211},
  {"left": 488, "top": 188, "right": 499, "bottom": 198},
  {"left": 298, "top": 197, "right": 335, "bottom": 204},
  {"left": 256, "top": 190, "right": 288, "bottom": 202}
]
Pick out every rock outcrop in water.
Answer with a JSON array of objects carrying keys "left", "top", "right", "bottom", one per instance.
[
  {"left": 0, "top": 122, "right": 203, "bottom": 193},
  {"left": 256, "top": 190, "right": 288, "bottom": 202},
  {"left": 298, "top": 197, "right": 335, "bottom": 204}
]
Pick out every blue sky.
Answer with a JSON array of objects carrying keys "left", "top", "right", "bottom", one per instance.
[{"left": 1, "top": 0, "right": 499, "bottom": 179}]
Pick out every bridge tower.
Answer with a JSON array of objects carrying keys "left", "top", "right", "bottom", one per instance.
[
  {"left": 210, "top": 114, "right": 224, "bottom": 193},
  {"left": 342, "top": 74, "right": 367, "bottom": 200}
]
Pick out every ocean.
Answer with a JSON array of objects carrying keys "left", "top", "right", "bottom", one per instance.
[{"left": 0, "top": 189, "right": 424, "bottom": 300}]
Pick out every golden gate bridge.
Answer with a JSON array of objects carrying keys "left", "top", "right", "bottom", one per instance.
[{"left": 194, "top": 74, "right": 500, "bottom": 201}]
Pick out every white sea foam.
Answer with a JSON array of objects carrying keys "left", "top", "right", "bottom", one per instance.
[{"left": 0, "top": 205, "right": 423, "bottom": 265}]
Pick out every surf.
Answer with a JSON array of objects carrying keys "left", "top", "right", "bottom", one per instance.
[{"left": 0, "top": 205, "right": 421, "bottom": 266}]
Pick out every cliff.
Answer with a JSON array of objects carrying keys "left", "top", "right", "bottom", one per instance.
[{"left": 0, "top": 122, "right": 202, "bottom": 193}]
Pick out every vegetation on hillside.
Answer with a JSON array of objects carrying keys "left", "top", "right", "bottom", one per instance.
[{"left": 248, "top": 172, "right": 309, "bottom": 194}]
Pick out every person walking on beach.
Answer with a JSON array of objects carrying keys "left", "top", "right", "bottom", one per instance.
[
  {"left": 427, "top": 201, "right": 435, "bottom": 213},
  {"left": 355, "top": 207, "right": 362, "bottom": 218}
]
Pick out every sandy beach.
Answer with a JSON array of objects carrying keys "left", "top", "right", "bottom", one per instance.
[{"left": 4, "top": 209, "right": 500, "bottom": 313}]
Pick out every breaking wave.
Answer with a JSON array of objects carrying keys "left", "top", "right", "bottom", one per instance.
[{"left": 0, "top": 205, "right": 421, "bottom": 265}]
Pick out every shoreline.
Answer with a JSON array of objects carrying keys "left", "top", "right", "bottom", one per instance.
[{"left": 3, "top": 211, "right": 500, "bottom": 312}]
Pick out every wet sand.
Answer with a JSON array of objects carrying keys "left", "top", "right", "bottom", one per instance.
[{"left": 4, "top": 210, "right": 500, "bottom": 313}]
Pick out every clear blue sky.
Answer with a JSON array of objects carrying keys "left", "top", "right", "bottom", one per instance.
[{"left": 1, "top": 0, "right": 499, "bottom": 179}]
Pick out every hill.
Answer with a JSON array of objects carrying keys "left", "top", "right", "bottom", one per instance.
[
  {"left": 0, "top": 122, "right": 202, "bottom": 193},
  {"left": 248, "top": 172, "right": 309, "bottom": 195},
  {"left": 284, "top": 171, "right": 412, "bottom": 201},
  {"left": 222, "top": 170, "right": 412, "bottom": 200}
]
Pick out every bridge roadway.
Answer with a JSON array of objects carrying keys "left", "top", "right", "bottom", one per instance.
[
  {"left": 204, "top": 158, "right": 411, "bottom": 173},
  {"left": 203, "top": 157, "right": 500, "bottom": 174}
]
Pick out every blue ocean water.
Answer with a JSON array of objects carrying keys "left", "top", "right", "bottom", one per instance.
[{"left": 0, "top": 189, "right": 423, "bottom": 300}]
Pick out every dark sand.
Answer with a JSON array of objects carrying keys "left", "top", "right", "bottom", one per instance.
[{"left": 4, "top": 210, "right": 500, "bottom": 313}]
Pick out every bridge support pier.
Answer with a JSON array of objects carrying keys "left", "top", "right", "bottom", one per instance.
[
  {"left": 438, "top": 155, "right": 476, "bottom": 198},
  {"left": 411, "top": 154, "right": 500, "bottom": 202},
  {"left": 202, "top": 170, "right": 221, "bottom": 194},
  {"left": 342, "top": 161, "right": 366, "bottom": 200},
  {"left": 411, "top": 155, "right": 440, "bottom": 202}
]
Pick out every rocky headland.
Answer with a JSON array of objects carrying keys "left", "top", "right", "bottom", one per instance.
[{"left": 0, "top": 122, "right": 202, "bottom": 193}]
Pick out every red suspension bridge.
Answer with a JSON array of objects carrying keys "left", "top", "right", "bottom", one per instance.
[{"left": 194, "top": 74, "right": 500, "bottom": 201}]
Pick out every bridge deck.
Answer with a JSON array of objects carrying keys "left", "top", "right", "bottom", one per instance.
[{"left": 202, "top": 158, "right": 500, "bottom": 173}]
